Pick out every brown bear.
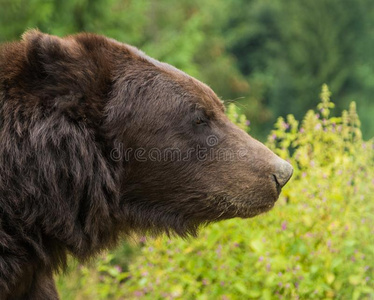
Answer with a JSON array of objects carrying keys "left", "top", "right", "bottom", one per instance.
[{"left": 0, "top": 30, "right": 293, "bottom": 299}]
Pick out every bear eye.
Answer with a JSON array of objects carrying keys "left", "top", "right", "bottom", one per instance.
[{"left": 195, "top": 117, "right": 206, "bottom": 125}]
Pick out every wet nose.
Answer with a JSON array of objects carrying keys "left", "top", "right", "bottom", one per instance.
[{"left": 273, "top": 158, "right": 293, "bottom": 188}]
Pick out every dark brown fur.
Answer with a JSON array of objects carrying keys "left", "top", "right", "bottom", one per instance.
[{"left": 0, "top": 31, "right": 292, "bottom": 299}]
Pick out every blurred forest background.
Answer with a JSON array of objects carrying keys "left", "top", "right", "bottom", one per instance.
[
  {"left": 1, "top": 1, "right": 374, "bottom": 299},
  {"left": 1, "top": 0, "right": 374, "bottom": 139}
]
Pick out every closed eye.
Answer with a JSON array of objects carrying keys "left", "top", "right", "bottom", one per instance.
[
  {"left": 195, "top": 117, "right": 205, "bottom": 125},
  {"left": 195, "top": 116, "right": 209, "bottom": 126}
]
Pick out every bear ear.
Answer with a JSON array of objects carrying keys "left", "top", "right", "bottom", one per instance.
[{"left": 22, "top": 29, "right": 80, "bottom": 79}]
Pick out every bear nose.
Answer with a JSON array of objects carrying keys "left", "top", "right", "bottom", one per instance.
[{"left": 273, "top": 158, "right": 293, "bottom": 188}]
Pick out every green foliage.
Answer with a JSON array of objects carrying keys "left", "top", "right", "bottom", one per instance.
[
  {"left": 57, "top": 86, "right": 374, "bottom": 299},
  {"left": 57, "top": 243, "right": 138, "bottom": 300},
  {"left": 223, "top": 0, "right": 374, "bottom": 138},
  {"left": 226, "top": 103, "right": 250, "bottom": 132}
]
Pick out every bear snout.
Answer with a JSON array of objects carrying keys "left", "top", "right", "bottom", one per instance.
[{"left": 272, "top": 158, "right": 293, "bottom": 190}]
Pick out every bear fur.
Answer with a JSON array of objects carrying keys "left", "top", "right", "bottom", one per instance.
[{"left": 0, "top": 31, "right": 292, "bottom": 299}]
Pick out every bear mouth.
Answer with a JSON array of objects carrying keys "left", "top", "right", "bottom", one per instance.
[
  {"left": 239, "top": 183, "right": 280, "bottom": 218},
  {"left": 218, "top": 195, "right": 277, "bottom": 219},
  {"left": 273, "top": 174, "right": 282, "bottom": 195},
  {"left": 232, "top": 204, "right": 274, "bottom": 219},
  {"left": 249, "top": 202, "right": 275, "bottom": 215}
]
